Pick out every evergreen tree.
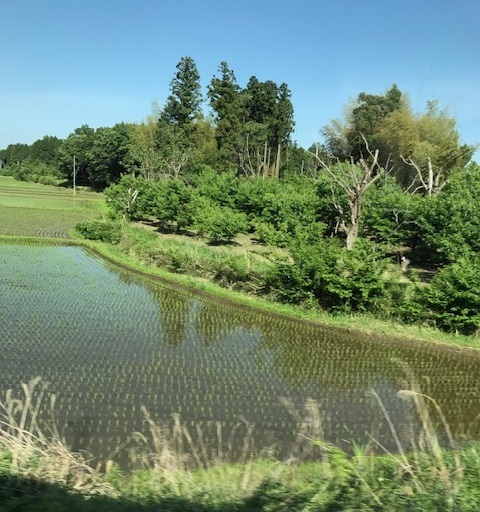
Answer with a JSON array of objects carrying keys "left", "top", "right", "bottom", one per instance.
[
  {"left": 243, "top": 78, "right": 294, "bottom": 149},
  {"left": 162, "top": 56, "right": 202, "bottom": 128},
  {"left": 208, "top": 61, "right": 243, "bottom": 164},
  {"left": 348, "top": 84, "right": 403, "bottom": 160},
  {"left": 244, "top": 77, "right": 278, "bottom": 139},
  {"left": 157, "top": 57, "right": 203, "bottom": 177},
  {"left": 239, "top": 78, "right": 294, "bottom": 177},
  {"left": 29, "top": 135, "right": 62, "bottom": 165},
  {"left": 323, "top": 84, "right": 403, "bottom": 161},
  {"left": 4, "top": 143, "right": 30, "bottom": 165},
  {"left": 57, "top": 125, "right": 95, "bottom": 187},
  {"left": 86, "top": 123, "right": 133, "bottom": 188},
  {"left": 273, "top": 82, "right": 295, "bottom": 148}
]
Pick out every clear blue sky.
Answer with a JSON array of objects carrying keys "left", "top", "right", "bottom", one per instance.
[{"left": 1, "top": 0, "right": 478, "bottom": 156}]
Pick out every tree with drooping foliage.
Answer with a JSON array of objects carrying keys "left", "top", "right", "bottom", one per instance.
[
  {"left": 323, "top": 84, "right": 403, "bottom": 162},
  {"left": 125, "top": 116, "right": 163, "bottom": 180},
  {"left": 378, "top": 100, "right": 473, "bottom": 192},
  {"left": 155, "top": 117, "right": 192, "bottom": 179}
]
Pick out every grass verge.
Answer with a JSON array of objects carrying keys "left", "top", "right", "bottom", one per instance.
[{"left": 1, "top": 376, "right": 480, "bottom": 511}]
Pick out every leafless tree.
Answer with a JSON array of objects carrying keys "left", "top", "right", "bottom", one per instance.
[
  {"left": 402, "top": 156, "right": 447, "bottom": 196},
  {"left": 310, "top": 139, "right": 387, "bottom": 249}
]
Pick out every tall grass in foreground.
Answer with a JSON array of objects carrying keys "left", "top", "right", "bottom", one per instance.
[
  {"left": 0, "top": 377, "right": 115, "bottom": 497},
  {"left": 1, "top": 377, "right": 480, "bottom": 510}
]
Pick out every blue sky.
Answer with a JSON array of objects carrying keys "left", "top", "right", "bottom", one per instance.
[{"left": 1, "top": 0, "right": 479, "bottom": 156}]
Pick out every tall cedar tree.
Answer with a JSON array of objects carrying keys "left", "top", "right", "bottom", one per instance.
[
  {"left": 243, "top": 78, "right": 294, "bottom": 148},
  {"left": 208, "top": 62, "right": 243, "bottom": 160},
  {"left": 274, "top": 82, "right": 295, "bottom": 148},
  {"left": 244, "top": 77, "right": 279, "bottom": 147},
  {"left": 162, "top": 57, "right": 202, "bottom": 130},
  {"left": 240, "top": 78, "right": 295, "bottom": 176},
  {"left": 159, "top": 57, "right": 202, "bottom": 176}
]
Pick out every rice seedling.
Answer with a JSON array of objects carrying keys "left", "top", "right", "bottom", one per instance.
[
  {"left": 1, "top": 243, "right": 480, "bottom": 471},
  {"left": 0, "top": 377, "right": 115, "bottom": 497},
  {"left": 0, "top": 177, "right": 104, "bottom": 238}
]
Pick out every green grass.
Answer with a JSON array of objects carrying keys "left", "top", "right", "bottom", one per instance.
[{"left": 0, "top": 176, "right": 105, "bottom": 238}]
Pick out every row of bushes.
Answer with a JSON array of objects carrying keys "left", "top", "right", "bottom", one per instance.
[
  {"left": 6, "top": 161, "right": 65, "bottom": 185},
  {"left": 104, "top": 164, "right": 480, "bottom": 265}
]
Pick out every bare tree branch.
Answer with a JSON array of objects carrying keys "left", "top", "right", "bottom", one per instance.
[{"left": 308, "top": 139, "right": 387, "bottom": 249}]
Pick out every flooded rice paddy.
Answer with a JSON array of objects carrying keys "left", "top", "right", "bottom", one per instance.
[{"left": 1, "top": 244, "right": 480, "bottom": 468}]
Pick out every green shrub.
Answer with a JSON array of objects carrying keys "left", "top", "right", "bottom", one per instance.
[
  {"left": 250, "top": 219, "right": 290, "bottom": 246},
  {"left": 75, "top": 219, "right": 122, "bottom": 243},
  {"left": 270, "top": 238, "right": 389, "bottom": 314},
  {"left": 154, "top": 179, "right": 195, "bottom": 231},
  {"left": 193, "top": 198, "right": 247, "bottom": 243},
  {"left": 362, "top": 177, "right": 422, "bottom": 247},
  {"left": 404, "top": 257, "right": 480, "bottom": 335},
  {"left": 414, "top": 163, "right": 480, "bottom": 264},
  {"left": 12, "top": 162, "right": 64, "bottom": 184}
]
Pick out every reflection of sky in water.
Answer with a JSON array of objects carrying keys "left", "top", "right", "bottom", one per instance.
[{"left": 1, "top": 244, "right": 480, "bottom": 466}]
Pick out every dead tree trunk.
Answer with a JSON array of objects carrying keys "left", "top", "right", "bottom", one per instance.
[
  {"left": 402, "top": 156, "right": 447, "bottom": 196},
  {"left": 310, "top": 141, "right": 385, "bottom": 249}
]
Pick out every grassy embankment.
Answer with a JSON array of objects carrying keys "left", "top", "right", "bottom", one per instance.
[{"left": 2, "top": 176, "right": 480, "bottom": 510}]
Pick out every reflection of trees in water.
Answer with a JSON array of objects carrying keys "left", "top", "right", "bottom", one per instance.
[
  {"left": 3, "top": 244, "right": 480, "bottom": 466},
  {"left": 142, "top": 268, "right": 480, "bottom": 440},
  {"left": 137, "top": 271, "right": 480, "bottom": 448}
]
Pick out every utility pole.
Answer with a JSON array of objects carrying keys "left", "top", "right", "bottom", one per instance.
[{"left": 73, "top": 155, "right": 76, "bottom": 196}]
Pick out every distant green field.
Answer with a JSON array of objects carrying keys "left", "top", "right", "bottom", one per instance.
[{"left": 0, "top": 176, "right": 105, "bottom": 238}]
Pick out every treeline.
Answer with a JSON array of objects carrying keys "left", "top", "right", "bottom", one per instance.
[
  {"left": 0, "top": 57, "right": 296, "bottom": 188},
  {"left": 2, "top": 56, "right": 479, "bottom": 335}
]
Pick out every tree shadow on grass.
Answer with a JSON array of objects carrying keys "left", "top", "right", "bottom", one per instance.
[{"left": 0, "top": 474, "right": 219, "bottom": 512}]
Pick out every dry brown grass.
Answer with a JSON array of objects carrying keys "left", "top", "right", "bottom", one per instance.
[{"left": 0, "top": 377, "right": 116, "bottom": 497}]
